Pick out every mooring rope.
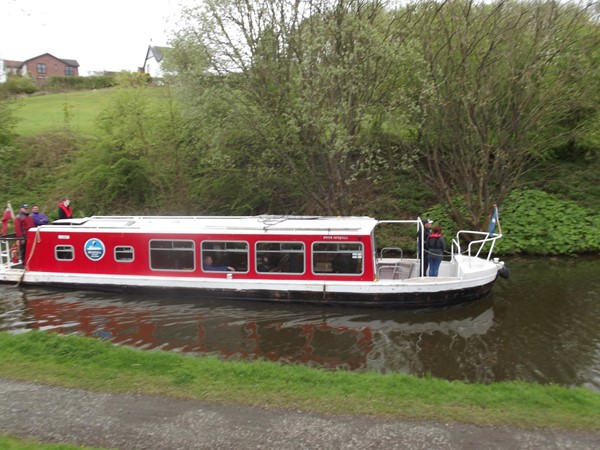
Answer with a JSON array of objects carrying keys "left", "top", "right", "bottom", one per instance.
[{"left": 16, "top": 228, "right": 41, "bottom": 287}]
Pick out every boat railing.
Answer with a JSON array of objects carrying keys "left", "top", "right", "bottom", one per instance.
[
  {"left": 452, "top": 231, "right": 502, "bottom": 262},
  {"left": 380, "top": 247, "right": 403, "bottom": 260},
  {"left": 377, "top": 261, "right": 415, "bottom": 280},
  {"left": 0, "top": 236, "right": 19, "bottom": 268}
]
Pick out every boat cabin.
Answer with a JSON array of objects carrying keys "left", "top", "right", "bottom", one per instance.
[{"left": 23, "top": 215, "right": 390, "bottom": 281}]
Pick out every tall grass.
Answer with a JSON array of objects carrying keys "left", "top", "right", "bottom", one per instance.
[{"left": 1, "top": 331, "right": 598, "bottom": 431}]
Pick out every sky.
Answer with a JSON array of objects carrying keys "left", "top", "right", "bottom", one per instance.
[{"left": 0, "top": 0, "right": 191, "bottom": 75}]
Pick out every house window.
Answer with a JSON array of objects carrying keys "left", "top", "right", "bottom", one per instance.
[
  {"left": 312, "top": 242, "right": 363, "bottom": 275},
  {"left": 55, "top": 245, "right": 74, "bottom": 261},
  {"left": 201, "top": 241, "right": 248, "bottom": 273},
  {"left": 149, "top": 240, "right": 194, "bottom": 271},
  {"left": 115, "top": 246, "right": 134, "bottom": 262},
  {"left": 36, "top": 63, "right": 46, "bottom": 74},
  {"left": 255, "top": 242, "right": 304, "bottom": 274},
  {"left": 65, "top": 66, "right": 74, "bottom": 76},
  {"left": 54, "top": 64, "right": 59, "bottom": 71}
]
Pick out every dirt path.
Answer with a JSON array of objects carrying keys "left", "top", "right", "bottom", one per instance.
[{"left": 1, "top": 378, "right": 598, "bottom": 450}]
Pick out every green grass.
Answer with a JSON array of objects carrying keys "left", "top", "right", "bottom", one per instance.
[
  {"left": 13, "top": 87, "right": 172, "bottom": 137},
  {"left": 13, "top": 90, "right": 118, "bottom": 137},
  {"left": 1, "top": 331, "right": 599, "bottom": 431},
  {"left": 0, "top": 436, "right": 106, "bottom": 450}
]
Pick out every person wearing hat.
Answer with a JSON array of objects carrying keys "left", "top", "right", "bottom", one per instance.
[
  {"left": 417, "top": 218, "right": 433, "bottom": 276},
  {"left": 14, "top": 204, "right": 35, "bottom": 263}
]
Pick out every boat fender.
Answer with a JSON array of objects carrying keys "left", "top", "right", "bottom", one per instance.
[{"left": 498, "top": 266, "right": 510, "bottom": 279}]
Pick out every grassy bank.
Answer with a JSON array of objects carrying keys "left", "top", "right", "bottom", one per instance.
[
  {"left": 1, "top": 331, "right": 599, "bottom": 431},
  {"left": 13, "top": 90, "right": 117, "bottom": 137},
  {"left": 0, "top": 436, "right": 102, "bottom": 450}
]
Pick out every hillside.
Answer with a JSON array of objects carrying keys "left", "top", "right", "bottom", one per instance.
[
  {"left": 5, "top": 88, "right": 600, "bottom": 256},
  {"left": 13, "top": 89, "right": 119, "bottom": 137}
]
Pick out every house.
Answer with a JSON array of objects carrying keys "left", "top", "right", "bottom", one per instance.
[
  {"left": 5, "top": 53, "right": 79, "bottom": 85},
  {"left": 0, "top": 59, "right": 23, "bottom": 82},
  {"left": 141, "top": 45, "right": 169, "bottom": 79}
]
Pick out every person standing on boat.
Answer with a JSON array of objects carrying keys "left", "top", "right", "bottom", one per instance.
[
  {"left": 427, "top": 225, "right": 445, "bottom": 277},
  {"left": 14, "top": 204, "right": 35, "bottom": 263},
  {"left": 57, "top": 197, "right": 73, "bottom": 220},
  {"left": 31, "top": 205, "right": 49, "bottom": 226},
  {"left": 417, "top": 218, "right": 433, "bottom": 276}
]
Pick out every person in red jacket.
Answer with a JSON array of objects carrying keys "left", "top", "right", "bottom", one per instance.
[
  {"left": 58, "top": 197, "right": 73, "bottom": 220},
  {"left": 426, "top": 225, "right": 446, "bottom": 277},
  {"left": 14, "top": 204, "right": 35, "bottom": 263}
]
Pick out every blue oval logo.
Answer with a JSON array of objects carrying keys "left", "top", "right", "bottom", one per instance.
[{"left": 84, "top": 238, "right": 105, "bottom": 261}]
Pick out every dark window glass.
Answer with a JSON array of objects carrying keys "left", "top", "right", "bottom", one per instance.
[
  {"left": 201, "top": 241, "right": 248, "bottom": 273},
  {"left": 255, "top": 241, "right": 304, "bottom": 274},
  {"left": 115, "top": 246, "right": 134, "bottom": 262},
  {"left": 312, "top": 242, "right": 363, "bottom": 275},
  {"left": 55, "top": 245, "right": 74, "bottom": 261},
  {"left": 149, "top": 240, "right": 194, "bottom": 271}
]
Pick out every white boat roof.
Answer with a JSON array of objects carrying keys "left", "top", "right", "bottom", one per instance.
[{"left": 46, "top": 215, "right": 381, "bottom": 236}]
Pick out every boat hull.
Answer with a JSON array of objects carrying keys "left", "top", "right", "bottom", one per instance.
[{"left": 5, "top": 271, "right": 498, "bottom": 310}]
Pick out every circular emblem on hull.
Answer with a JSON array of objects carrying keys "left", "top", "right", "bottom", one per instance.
[{"left": 84, "top": 238, "right": 106, "bottom": 261}]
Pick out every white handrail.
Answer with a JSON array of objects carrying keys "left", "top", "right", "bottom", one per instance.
[{"left": 454, "top": 231, "right": 502, "bottom": 261}]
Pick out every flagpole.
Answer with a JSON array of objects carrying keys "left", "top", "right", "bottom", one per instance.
[{"left": 494, "top": 204, "right": 502, "bottom": 235}]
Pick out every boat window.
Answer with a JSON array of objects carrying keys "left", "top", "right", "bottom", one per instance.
[
  {"left": 115, "top": 246, "right": 134, "bottom": 262},
  {"left": 201, "top": 241, "right": 249, "bottom": 273},
  {"left": 312, "top": 242, "right": 363, "bottom": 275},
  {"left": 55, "top": 245, "right": 74, "bottom": 261},
  {"left": 149, "top": 240, "right": 195, "bottom": 271},
  {"left": 255, "top": 242, "right": 305, "bottom": 274}
]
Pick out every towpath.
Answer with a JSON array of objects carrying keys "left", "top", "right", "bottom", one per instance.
[{"left": 1, "top": 378, "right": 598, "bottom": 450}]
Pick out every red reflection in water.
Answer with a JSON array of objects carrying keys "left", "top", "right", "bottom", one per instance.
[{"left": 25, "top": 297, "right": 373, "bottom": 370}]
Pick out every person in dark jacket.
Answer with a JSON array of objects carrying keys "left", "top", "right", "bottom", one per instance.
[
  {"left": 14, "top": 204, "right": 35, "bottom": 263},
  {"left": 427, "top": 225, "right": 445, "bottom": 277},
  {"left": 57, "top": 197, "right": 73, "bottom": 220},
  {"left": 417, "top": 218, "right": 433, "bottom": 276}
]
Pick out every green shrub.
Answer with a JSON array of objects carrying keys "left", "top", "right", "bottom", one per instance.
[
  {"left": 494, "top": 190, "right": 600, "bottom": 255},
  {"left": 1, "top": 76, "right": 38, "bottom": 95},
  {"left": 424, "top": 190, "right": 600, "bottom": 256},
  {"left": 47, "top": 76, "right": 117, "bottom": 91}
]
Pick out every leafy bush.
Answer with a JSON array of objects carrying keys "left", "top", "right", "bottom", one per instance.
[
  {"left": 1, "top": 76, "right": 38, "bottom": 95},
  {"left": 494, "top": 190, "right": 600, "bottom": 255},
  {"left": 424, "top": 190, "right": 600, "bottom": 256},
  {"left": 47, "top": 76, "right": 117, "bottom": 91}
]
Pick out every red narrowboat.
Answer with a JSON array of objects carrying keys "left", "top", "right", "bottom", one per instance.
[{"left": 0, "top": 215, "right": 506, "bottom": 309}]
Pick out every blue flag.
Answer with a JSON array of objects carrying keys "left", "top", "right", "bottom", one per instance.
[{"left": 487, "top": 207, "right": 498, "bottom": 236}]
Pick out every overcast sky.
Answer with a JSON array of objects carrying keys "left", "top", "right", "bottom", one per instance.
[{"left": 0, "top": 0, "right": 190, "bottom": 74}]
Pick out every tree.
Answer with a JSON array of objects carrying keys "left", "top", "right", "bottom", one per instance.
[
  {"left": 172, "top": 0, "right": 412, "bottom": 215},
  {"left": 399, "top": 0, "right": 600, "bottom": 229},
  {"left": 65, "top": 77, "right": 192, "bottom": 215},
  {"left": 0, "top": 96, "right": 19, "bottom": 195}
]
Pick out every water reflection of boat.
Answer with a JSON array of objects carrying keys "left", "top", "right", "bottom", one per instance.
[{"left": 10, "top": 289, "right": 494, "bottom": 372}]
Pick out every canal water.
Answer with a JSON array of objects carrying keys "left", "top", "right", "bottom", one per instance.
[{"left": 1, "top": 257, "right": 598, "bottom": 391}]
